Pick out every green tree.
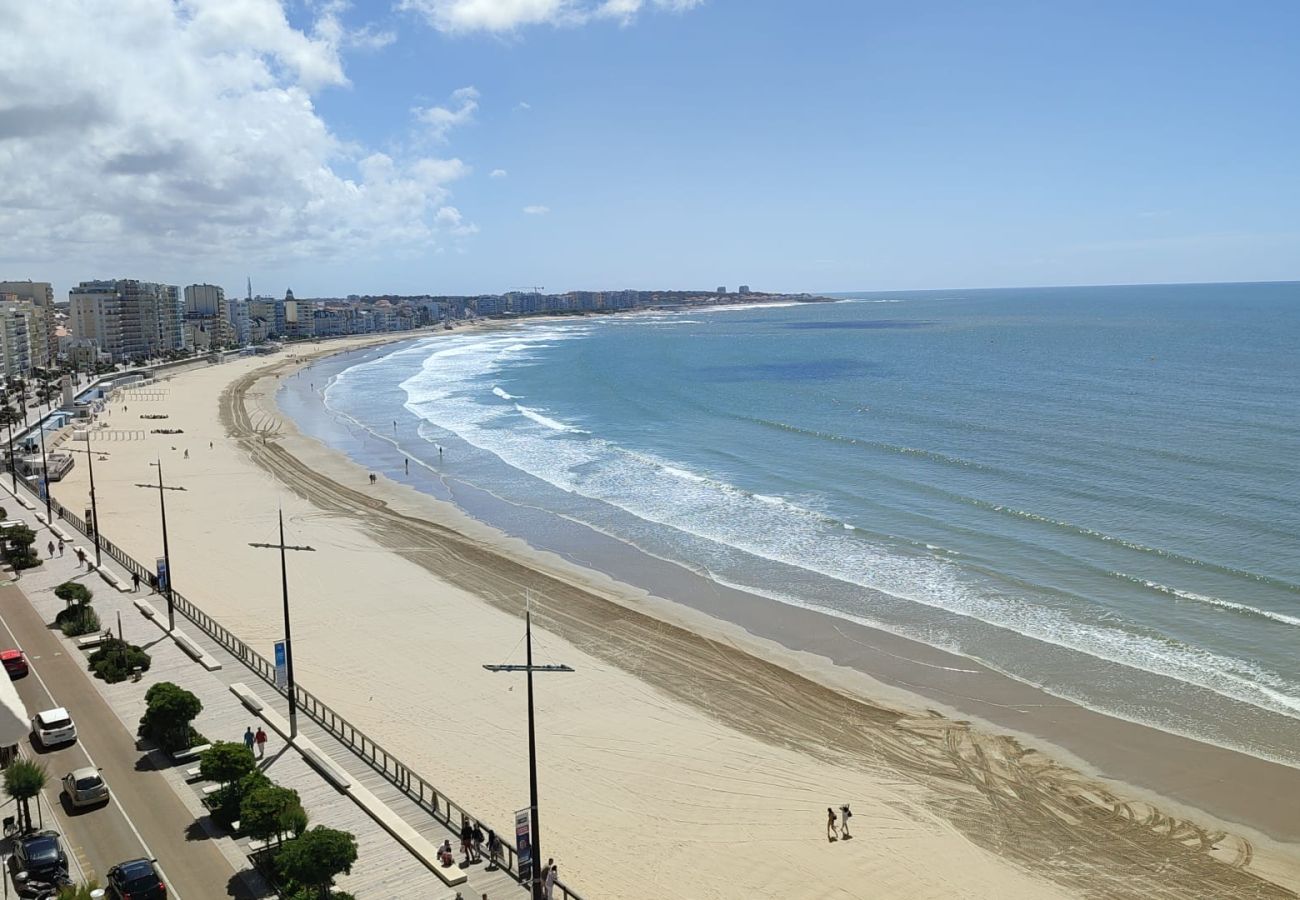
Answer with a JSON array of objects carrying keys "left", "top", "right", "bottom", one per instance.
[
  {"left": 200, "top": 741, "right": 255, "bottom": 785},
  {"left": 137, "top": 681, "right": 203, "bottom": 752},
  {"left": 54, "top": 581, "right": 94, "bottom": 607},
  {"left": 241, "top": 783, "right": 308, "bottom": 847},
  {"left": 0, "top": 522, "right": 41, "bottom": 571},
  {"left": 4, "top": 759, "right": 47, "bottom": 832},
  {"left": 277, "top": 827, "right": 357, "bottom": 900}
]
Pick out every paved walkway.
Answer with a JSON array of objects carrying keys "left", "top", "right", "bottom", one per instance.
[{"left": 1, "top": 481, "right": 522, "bottom": 900}]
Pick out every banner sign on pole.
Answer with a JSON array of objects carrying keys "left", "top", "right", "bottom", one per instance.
[
  {"left": 155, "top": 557, "right": 169, "bottom": 593},
  {"left": 274, "top": 640, "right": 288, "bottom": 690},
  {"left": 38, "top": 478, "right": 47, "bottom": 501},
  {"left": 515, "top": 807, "right": 532, "bottom": 882}
]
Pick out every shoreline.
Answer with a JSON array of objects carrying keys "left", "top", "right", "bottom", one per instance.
[{"left": 51, "top": 334, "right": 1300, "bottom": 898}]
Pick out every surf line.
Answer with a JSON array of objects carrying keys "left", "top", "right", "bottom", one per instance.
[{"left": 830, "top": 622, "right": 980, "bottom": 674}]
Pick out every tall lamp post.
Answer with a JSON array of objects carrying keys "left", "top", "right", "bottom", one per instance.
[
  {"left": 64, "top": 440, "right": 107, "bottom": 567},
  {"left": 484, "top": 595, "right": 574, "bottom": 900},
  {"left": 135, "top": 460, "right": 185, "bottom": 630},
  {"left": 35, "top": 409, "right": 51, "bottom": 521},
  {"left": 3, "top": 411, "right": 15, "bottom": 494},
  {"left": 249, "top": 510, "right": 315, "bottom": 739}
]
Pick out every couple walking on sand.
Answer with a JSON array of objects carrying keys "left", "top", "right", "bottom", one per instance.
[{"left": 826, "top": 804, "right": 853, "bottom": 842}]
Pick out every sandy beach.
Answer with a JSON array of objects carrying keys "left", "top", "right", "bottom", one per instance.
[{"left": 46, "top": 334, "right": 1300, "bottom": 900}]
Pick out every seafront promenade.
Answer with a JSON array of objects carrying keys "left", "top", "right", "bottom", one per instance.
[{"left": 0, "top": 471, "right": 537, "bottom": 899}]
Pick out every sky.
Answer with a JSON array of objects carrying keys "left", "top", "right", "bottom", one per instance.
[{"left": 1, "top": 0, "right": 1298, "bottom": 299}]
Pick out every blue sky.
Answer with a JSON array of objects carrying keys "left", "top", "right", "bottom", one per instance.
[{"left": 3, "top": 0, "right": 1298, "bottom": 296}]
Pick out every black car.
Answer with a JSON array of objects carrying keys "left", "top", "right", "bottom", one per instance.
[
  {"left": 9, "top": 830, "right": 68, "bottom": 883},
  {"left": 106, "top": 858, "right": 167, "bottom": 899}
]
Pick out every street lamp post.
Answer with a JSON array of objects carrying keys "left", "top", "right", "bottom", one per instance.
[
  {"left": 135, "top": 460, "right": 185, "bottom": 631},
  {"left": 64, "top": 441, "right": 106, "bottom": 567},
  {"left": 4, "top": 414, "right": 15, "bottom": 494},
  {"left": 249, "top": 510, "right": 315, "bottom": 739},
  {"left": 484, "top": 595, "right": 574, "bottom": 900},
  {"left": 35, "top": 409, "right": 51, "bottom": 521}
]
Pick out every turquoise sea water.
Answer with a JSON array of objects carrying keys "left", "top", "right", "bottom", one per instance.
[{"left": 301, "top": 283, "right": 1300, "bottom": 765}]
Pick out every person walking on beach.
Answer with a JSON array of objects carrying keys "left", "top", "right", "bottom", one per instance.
[
  {"left": 243, "top": 726, "right": 255, "bottom": 753},
  {"left": 839, "top": 804, "right": 853, "bottom": 839},
  {"left": 254, "top": 726, "right": 268, "bottom": 758},
  {"left": 826, "top": 807, "right": 839, "bottom": 842},
  {"left": 183, "top": 449, "right": 189, "bottom": 459},
  {"left": 404, "top": 457, "right": 409, "bottom": 474}
]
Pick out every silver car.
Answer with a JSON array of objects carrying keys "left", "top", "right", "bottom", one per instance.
[{"left": 61, "top": 768, "right": 108, "bottom": 808}]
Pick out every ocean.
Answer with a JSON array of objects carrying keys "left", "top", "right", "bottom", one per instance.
[{"left": 283, "top": 282, "right": 1300, "bottom": 767}]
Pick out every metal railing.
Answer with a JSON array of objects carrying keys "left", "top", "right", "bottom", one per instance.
[{"left": 12, "top": 471, "right": 581, "bottom": 900}]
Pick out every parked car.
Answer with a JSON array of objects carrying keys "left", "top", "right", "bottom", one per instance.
[
  {"left": 106, "top": 858, "right": 167, "bottom": 899},
  {"left": 8, "top": 830, "right": 69, "bottom": 883},
  {"left": 31, "top": 708, "right": 77, "bottom": 748},
  {"left": 1, "top": 648, "right": 27, "bottom": 678},
  {"left": 61, "top": 767, "right": 109, "bottom": 808}
]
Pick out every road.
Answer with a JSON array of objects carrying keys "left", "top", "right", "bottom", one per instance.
[{"left": 0, "top": 582, "right": 242, "bottom": 899}]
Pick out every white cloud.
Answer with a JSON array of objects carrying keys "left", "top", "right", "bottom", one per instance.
[
  {"left": 435, "top": 205, "right": 479, "bottom": 236},
  {"left": 414, "top": 86, "right": 479, "bottom": 141},
  {"left": 398, "top": 0, "right": 703, "bottom": 33},
  {"left": 490, "top": 169, "right": 508, "bottom": 178},
  {"left": 514, "top": 101, "right": 532, "bottom": 111},
  {"left": 0, "top": 0, "right": 473, "bottom": 272},
  {"left": 523, "top": 205, "right": 551, "bottom": 215}
]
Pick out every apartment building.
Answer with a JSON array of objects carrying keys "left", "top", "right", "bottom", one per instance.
[
  {"left": 69, "top": 279, "right": 185, "bottom": 362},
  {"left": 0, "top": 280, "right": 56, "bottom": 369}
]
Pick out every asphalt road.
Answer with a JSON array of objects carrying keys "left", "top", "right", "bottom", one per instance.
[{"left": 0, "top": 582, "right": 243, "bottom": 899}]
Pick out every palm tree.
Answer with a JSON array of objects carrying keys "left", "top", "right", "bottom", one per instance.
[{"left": 4, "top": 758, "right": 47, "bottom": 832}]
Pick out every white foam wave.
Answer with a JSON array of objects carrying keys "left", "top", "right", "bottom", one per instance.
[
  {"left": 492, "top": 386, "right": 519, "bottom": 400},
  {"left": 1133, "top": 577, "right": 1300, "bottom": 627},
  {"left": 515, "top": 404, "right": 589, "bottom": 434}
]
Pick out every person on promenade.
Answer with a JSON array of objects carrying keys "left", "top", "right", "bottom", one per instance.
[
  {"left": 243, "top": 726, "right": 255, "bottom": 753},
  {"left": 539, "top": 859, "right": 553, "bottom": 893},
  {"left": 486, "top": 829, "right": 501, "bottom": 870},
  {"left": 840, "top": 804, "right": 853, "bottom": 839},
  {"left": 459, "top": 817, "right": 474, "bottom": 863},
  {"left": 46, "top": 540, "right": 54, "bottom": 559},
  {"left": 471, "top": 821, "right": 485, "bottom": 862},
  {"left": 254, "top": 726, "right": 268, "bottom": 758},
  {"left": 438, "top": 839, "right": 455, "bottom": 868},
  {"left": 132, "top": 572, "right": 140, "bottom": 592},
  {"left": 827, "top": 807, "right": 838, "bottom": 842},
  {"left": 57, "top": 539, "right": 64, "bottom": 557},
  {"left": 75, "top": 547, "right": 86, "bottom": 568},
  {"left": 544, "top": 862, "right": 558, "bottom": 900}
]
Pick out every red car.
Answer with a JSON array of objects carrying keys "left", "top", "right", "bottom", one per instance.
[{"left": 1, "top": 649, "right": 28, "bottom": 678}]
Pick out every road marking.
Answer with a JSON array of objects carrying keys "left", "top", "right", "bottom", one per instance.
[{"left": 0, "top": 613, "right": 184, "bottom": 900}]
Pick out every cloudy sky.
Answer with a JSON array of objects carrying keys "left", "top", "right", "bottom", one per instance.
[{"left": 1, "top": 0, "right": 1297, "bottom": 299}]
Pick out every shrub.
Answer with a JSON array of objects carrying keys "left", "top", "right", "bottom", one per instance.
[
  {"left": 87, "top": 638, "right": 151, "bottom": 683},
  {"left": 54, "top": 581, "right": 94, "bottom": 606},
  {"left": 200, "top": 741, "right": 255, "bottom": 785},
  {"left": 138, "top": 681, "right": 203, "bottom": 753},
  {"left": 55, "top": 605, "right": 101, "bottom": 637},
  {"left": 0, "top": 523, "right": 41, "bottom": 571}
]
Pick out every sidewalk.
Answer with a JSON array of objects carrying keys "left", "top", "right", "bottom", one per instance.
[{"left": 2, "top": 482, "right": 522, "bottom": 899}]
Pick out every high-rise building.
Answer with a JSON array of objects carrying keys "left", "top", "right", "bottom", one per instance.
[
  {"left": 716, "top": 286, "right": 727, "bottom": 295},
  {"left": 227, "top": 298, "right": 251, "bottom": 345},
  {"left": 283, "top": 289, "right": 314, "bottom": 338},
  {"left": 183, "top": 284, "right": 230, "bottom": 348},
  {"left": 0, "top": 299, "right": 34, "bottom": 377},
  {"left": 69, "top": 279, "right": 185, "bottom": 363},
  {"left": 0, "top": 280, "right": 56, "bottom": 369},
  {"left": 738, "top": 285, "right": 751, "bottom": 295}
]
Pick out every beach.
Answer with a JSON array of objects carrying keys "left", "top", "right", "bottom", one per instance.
[{"left": 48, "top": 331, "right": 1300, "bottom": 900}]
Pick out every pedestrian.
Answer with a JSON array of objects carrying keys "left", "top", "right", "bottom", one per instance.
[
  {"left": 132, "top": 572, "right": 140, "bottom": 592},
  {"left": 254, "top": 726, "right": 268, "bottom": 758},
  {"left": 539, "top": 859, "right": 553, "bottom": 893},
  {"left": 472, "top": 821, "right": 485, "bottom": 862},
  {"left": 243, "top": 726, "right": 255, "bottom": 753},
  {"left": 209, "top": 441, "right": 213, "bottom": 449},
  {"left": 459, "top": 817, "right": 473, "bottom": 864},
  {"left": 827, "top": 807, "right": 838, "bottom": 842},
  {"left": 840, "top": 803, "right": 853, "bottom": 839},
  {"left": 58, "top": 539, "right": 64, "bottom": 557},
  {"left": 46, "top": 540, "right": 54, "bottom": 559},
  {"left": 544, "top": 862, "right": 557, "bottom": 900},
  {"left": 404, "top": 457, "right": 409, "bottom": 474},
  {"left": 75, "top": 547, "right": 86, "bottom": 567},
  {"left": 486, "top": 829, "right": 501, "bottom": 870},
  {"left": 184, "top": 449, "right": 189, "bottom": 459}
]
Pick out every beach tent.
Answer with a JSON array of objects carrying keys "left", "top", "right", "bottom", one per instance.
[{"left": 0, "top": 671, "right": 28, "bottom": 765}]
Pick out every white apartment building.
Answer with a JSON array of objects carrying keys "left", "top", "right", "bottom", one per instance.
[
  {"left": 0, "top": 303, "right": 33, "bottom": 377},
  {"left": 184, "top": 283, "right": 230, "bottom": 348},
  {"left": 0, "top": 280, "right": 56, "bottom": 369},
  {"left": 70, "top": 279, "right": 185, "bottom": 363}
]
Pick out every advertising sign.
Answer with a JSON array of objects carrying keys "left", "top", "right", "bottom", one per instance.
[
  {"left": 274, "top": 640, "right": 288, "bottom": 689},
  {"left": 155, "top": 557, "right": 169, "bottom": 593},
  {"left": 516, "top": 807, "right": 532, "bottom": 882}
]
